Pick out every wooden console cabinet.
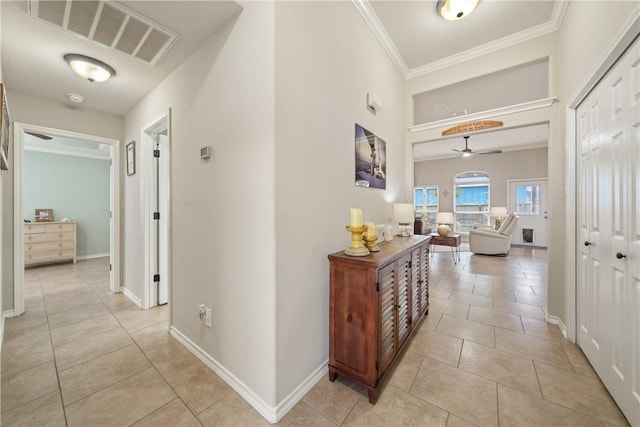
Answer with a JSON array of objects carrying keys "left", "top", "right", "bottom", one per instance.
[
  {"left": 24, "top": 221, "right": 77, "bottom": 266},
  {"left": 328, "top": 235, "right": 431, "bottom": 404}
]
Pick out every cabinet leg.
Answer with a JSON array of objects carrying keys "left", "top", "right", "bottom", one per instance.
[
  {"left": 367, "top": 389, "right": 378, "bottom": 404},
  {"left": 328, "top": 369, "right": 338, "bottom": 382}
]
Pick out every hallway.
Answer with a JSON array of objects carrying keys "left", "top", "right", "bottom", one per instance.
[{"left": 0, "top": 249, "right": 629, "bottom": 426}]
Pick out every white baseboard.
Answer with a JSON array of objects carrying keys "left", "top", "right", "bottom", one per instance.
[
  {"left": 170, "top": 326, "right": 327, "bottom": 424},
  {"left": 77, "top": 253, "right": 109, "bottom": 261},
  {"left": 1, "top": 309, "right": 16, "bottom": 353},
  {"left": 545, "top": 313, "right": 569, "bottom": 340},
  {"left": 122, "top": 287, "right": 142, "bottom": 308}
]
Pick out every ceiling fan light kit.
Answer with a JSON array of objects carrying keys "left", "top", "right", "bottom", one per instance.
[
  {"left": 436, "top": 0, "right": 479, "bottom": 21},
  {"left": 64, "top": 54, "right": 116, "bottom": 83}
]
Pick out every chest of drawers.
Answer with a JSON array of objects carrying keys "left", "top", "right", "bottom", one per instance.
[{"left": 24, "top": 221, "right": 77, "bottom": 266}]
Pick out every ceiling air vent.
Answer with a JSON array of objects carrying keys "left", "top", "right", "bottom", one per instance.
[{"left": 28, "top": 0, "right": 179, "bottom": 65}]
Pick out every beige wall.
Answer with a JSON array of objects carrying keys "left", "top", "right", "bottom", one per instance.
[
  {"left": 273, "top": 1, "right": 405, "bottom": 401},
  {"left": 414, "top": 147, "right": 548, "bottom": 212}
]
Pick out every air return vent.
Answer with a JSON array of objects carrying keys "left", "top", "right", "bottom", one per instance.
[{"left": 28, "top": 0, "right": 179, "bottom": 65}]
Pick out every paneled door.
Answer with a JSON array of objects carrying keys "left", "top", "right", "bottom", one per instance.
[
  {"left": 508, "top": 179, "right": 548, "bottom": 247},
  {"left": 576, "top": 36, "right": 639, "bottom": 426}
]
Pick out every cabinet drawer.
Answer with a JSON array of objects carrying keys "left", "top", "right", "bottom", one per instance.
[
  {"left": 25, "top": 232, "right": 74, "bottom": 243},
  {"left": 25, "top": 241, "right": 74, "bottom": 254},
  {"left": 45, "top": 223, "right": 74, "bottom": 233},
  {"left": 25, "top": 249, "right": 74, "bottom": 265},
  {"left": 24, "top": 223, "right": 46, "bottom": 234}
]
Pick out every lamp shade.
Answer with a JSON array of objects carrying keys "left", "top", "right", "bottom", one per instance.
[
  {"left": 393, "top": 203, "right": 414, "bottom": 224},
  {"left": 436, "top": 212, "right": 454, "bottom": 224},
  {"left": 490, "top": 207, "right": 508, "bottom": 217},
  {"left": 64, "top": 54, "right": 115, "bottom": 83}
]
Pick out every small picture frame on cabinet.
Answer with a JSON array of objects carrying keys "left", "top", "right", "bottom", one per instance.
[
  {"left": 126, "top": 141, "right": 135, "bottom": 176},
  {"left": 35, "top": 209, "right": 53, "bottom": 222}
]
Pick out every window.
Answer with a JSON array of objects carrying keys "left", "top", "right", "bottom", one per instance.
[
  {"left": 516, "top": 184, "right": 540, "bottom": 214},
  {"left": 413, "top": 186, "right": 438, "bottom": 223},
  {"left": 454, "top": 172, "right": 490, "bottom": 234}
]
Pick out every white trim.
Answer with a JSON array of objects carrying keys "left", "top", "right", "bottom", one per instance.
[
  {"left": 408, "top": 98, "right": 557, "bottom": 133},
  {"left": 351, "top": 0, "right": 409, "bottom": 78},
  {"left": 564, "top": 8, "right": 639, "bottom": 345},
  {"left": 545, "top": 313, "right": 568, "bottom": 340},
  {"left": 24, "top": 144, "right": 110, "bottom": 160},
  {"left": 3, "top": 309, "right": 15, "bottom": 318},
  {"left": 0, "top": 310, "right": 15, "bottom": 353},
  {"left": 77, "top": 253, "right": 110, "bottom": 261},
  {"left": 13, "top": 123, "right": 121, "bottom": 317},
  {"left": 122, "top": 287, "right": 142, "bottom": 308},
  {"left": 353, "top": 0, "right": 568, "bottom": 80},
  {"left": 170, "top": 326, "right": 327, "bottom": 424}
]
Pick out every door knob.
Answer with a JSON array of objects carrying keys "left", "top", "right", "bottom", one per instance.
[
  {"left": 616, "top": 252, "right": 626, "bottom": 259},
  {"left": 584, "top": 241, "right": 592, "bottom": 246}
]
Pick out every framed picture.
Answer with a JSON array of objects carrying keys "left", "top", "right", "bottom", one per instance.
[
  {"left": 0, "top": 83, "right": 9, "bottom": 171},
  {"left": 35, "top": 209, "right": 53, "bottom": 222},
  {"left": 354, "top": 123, "right": 386, "bottom": 189},
  {"left": 126, "top": 141, "right": 135, "bottom": 176}
]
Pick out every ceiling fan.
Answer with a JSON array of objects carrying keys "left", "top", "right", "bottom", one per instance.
[
  {"left": 452, "top": 135, "right": 502, "bottom": 157},
  {"left": 25, "top": 131, "right": 53, "bottom": 140}
]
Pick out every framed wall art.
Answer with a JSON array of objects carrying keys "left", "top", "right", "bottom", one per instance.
[
  {"left": 126, "top": 141, "right": 135, "bottom": 176},
  {"left": 354, "top": 123, "right": 386, "bottom": 189},
  {"left": 0, "top": 83, "right": 10, "bottom": 171}
]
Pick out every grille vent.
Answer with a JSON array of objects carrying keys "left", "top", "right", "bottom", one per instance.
[{"left": 29, "top": 1, "right": 179, "bottom": 65}]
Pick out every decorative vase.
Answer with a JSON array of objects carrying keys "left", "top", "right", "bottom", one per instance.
[{"left": 437, "top": 224, "right": 451, "bottom": 236}]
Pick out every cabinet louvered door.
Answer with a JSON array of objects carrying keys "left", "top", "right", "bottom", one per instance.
[
  {"left": 396, "top": 254, "right": 411, "bottom": 348},
  {"left": 410, "top": 249, "right": 421, "bottom": 325},
  {"left": 419, "top": 245, "right": 430, "bottom": 314},
  {"left": 378, "top": 263, "right": 396, "bottom": 374}
]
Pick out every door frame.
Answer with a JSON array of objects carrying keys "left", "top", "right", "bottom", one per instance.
[
  {"left": 507, "top": 178, "right": 548, "bottom": 248},
  {"left": 564, "top": 13, "right": 639, "bottom": 343},
  {"left": 140, "top": 111, "right": 171, "bottom": 309},
  {"left": 13, "top": 122, "right": 121, "bottom": 315}
]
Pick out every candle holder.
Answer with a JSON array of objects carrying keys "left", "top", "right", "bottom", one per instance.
[
  {"left": 344, "top": 225, "right": 370, "bottom": 257},
  {"left": 364, "top": 234, "right": 380, "bottom": 252}
]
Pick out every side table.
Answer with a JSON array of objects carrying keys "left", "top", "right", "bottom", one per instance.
[{"left": 429, "top": 233, "right": 461, "bottom": 264}]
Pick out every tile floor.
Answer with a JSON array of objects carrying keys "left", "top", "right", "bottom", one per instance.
[{"left": 0, "top": 248, "right": 630, "bottom": 426}]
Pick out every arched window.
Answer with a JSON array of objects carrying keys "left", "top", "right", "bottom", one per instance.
[{"left": 454, "top": 171, "right": 490, "bottom": 234}]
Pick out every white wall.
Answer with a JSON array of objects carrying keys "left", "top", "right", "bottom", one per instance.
[
  {"left": 273, "top": 1, "right": 405, "bottom": 402},
  {"left": 553, "top": 1, "right": 638, "bottom": 333},
  {"left": 1, "top": 91, "right": 122, "bottom": 313},
  {"left": 414, "top": 147, "right": 548, "bottom": 211},
  {"left": 124, "top": 2, "right": 278, "bottom": 406}
]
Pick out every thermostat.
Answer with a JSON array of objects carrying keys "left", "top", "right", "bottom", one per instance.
[{"left": 200, "top": 146, "right": 212, "bottom": 160}]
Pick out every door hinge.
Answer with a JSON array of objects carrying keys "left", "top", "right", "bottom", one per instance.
[
  {"left": 109, "top": 159, "right": 112, "bottom": 166},
  {"left": 109, "top": 264, "right": 112, "bottom": 271},
  {"left": 153, "top": 149, "right": 160, "bottom": 158},
  {"left": 376, "top": 282, "right": 380, "bottom": 292},
  {"left": 109, "top": 211, "right": 112, "bottom": 219},
  {"left": 409, "top": 260, "right": 412, "bottom": 268},
  {"left": 154, "top": 274, "right": 160, "bottom": 282},
  {"left": 153, "top": 212, "right": 160, "bottom": 220}
]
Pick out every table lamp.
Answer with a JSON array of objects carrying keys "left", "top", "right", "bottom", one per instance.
[
  {"left": 393, "top": 203, "right": 414, "bottom": 237},
  {"left": 436, "top": 212, "right": 454, "bottom": 236},
  {"left": 490, "top": 207, "right": 508, "bottom": 229}
]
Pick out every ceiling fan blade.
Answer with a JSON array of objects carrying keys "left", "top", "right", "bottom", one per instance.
[
  {"left": 451, "top": 148, "right": 463, "bottom": 152},
  {"left": 25, "top": 131, "right": 53, "bottom": 140},
  {"left": 476, "top": 149, "right": 503, "bottom": 154}
]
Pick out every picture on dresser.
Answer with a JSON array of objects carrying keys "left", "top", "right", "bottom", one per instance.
[
  {"left": 354, "top": 123, "right": 386, "bottom": 190},
  {"left": 35, "top": 208, "right": 53, "bottom": 222}
]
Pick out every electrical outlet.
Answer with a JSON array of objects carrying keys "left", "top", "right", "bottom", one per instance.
[
  {"left": 205, "top": 307, "right": 213, "bottom": 327},
  {"left": 199, "top": 304, "right": 206, "bottom": 320}
]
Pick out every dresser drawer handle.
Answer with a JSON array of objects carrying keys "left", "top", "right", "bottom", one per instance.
[{"left": 59, "top": 233, "right": 63, "bottom": 238}]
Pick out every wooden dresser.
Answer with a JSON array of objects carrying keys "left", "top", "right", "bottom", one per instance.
[
  {"left": 24, "top": 221, "right": 77, "bottom": 266},
  {"left": 328, "top": 235, "right": 430, "bottom": 404}
]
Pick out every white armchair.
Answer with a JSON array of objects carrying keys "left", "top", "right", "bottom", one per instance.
[{"left": 469, "top": 212, "right": 518, "bottom": 255}]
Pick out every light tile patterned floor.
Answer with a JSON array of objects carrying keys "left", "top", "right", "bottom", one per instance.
[{"left": 0, "top": 249, "right": 631, "bottom": 426}]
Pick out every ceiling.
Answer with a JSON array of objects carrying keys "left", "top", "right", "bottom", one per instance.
[{"left": 1, "top": 0, "right": 561, "bottom": 158}]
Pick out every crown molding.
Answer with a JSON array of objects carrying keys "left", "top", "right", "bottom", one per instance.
[
  {"left": 355, "top": 0, "right": 569, "bottom": 81},
  {"left": 408, "top": 97, "right": 557, "bottom": 133},
  {"left": 352, "top": 0, "right": 409, "bottom": 78}
]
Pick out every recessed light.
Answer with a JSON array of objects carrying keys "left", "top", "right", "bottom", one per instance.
[{"left": 67, "top": 93, "right": 84, "bottom": 103}]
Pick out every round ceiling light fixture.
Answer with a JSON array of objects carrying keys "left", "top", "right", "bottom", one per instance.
[
  {"left": 64, "top": 54, "right": 116, "bottom": 83},
  {"left": 436, "top": 0, "right": 479, "bottom": 21},
  {"left": 67, "top": 93, "right": 84, "bottom": 103}
]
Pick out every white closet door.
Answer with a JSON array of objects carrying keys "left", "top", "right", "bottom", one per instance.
[{"left": 576, "top": 37, "right": 639, "bottom": 426}]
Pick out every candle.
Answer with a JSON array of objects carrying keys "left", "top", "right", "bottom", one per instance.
[
  {"left": 349, "top": 208, "right": 363, "bottom": 227},
  {"left": 367, "top": 222, "right": 377, "bottom": 238}
]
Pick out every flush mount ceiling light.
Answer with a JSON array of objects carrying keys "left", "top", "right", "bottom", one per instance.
[
  {"left": 436, "top": 0, "right": 479, "bottom": 21},
  {"left": 64, "top": 54, "right": 115, "bottom": 83}
]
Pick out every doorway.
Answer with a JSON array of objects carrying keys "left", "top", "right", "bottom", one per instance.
[
  {"left": 13, "top": 123, "right": 121, "bottom": 316},
  {"left": 140, "top": 113, "right": 170, "bottom": 309},
  {"left": 508, "top": 178, "right": 548, "bottom": 248}
]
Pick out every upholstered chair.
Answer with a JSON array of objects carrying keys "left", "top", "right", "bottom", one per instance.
[{"left": 469, "top": 212, "right": 518, "bottom": 255}]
